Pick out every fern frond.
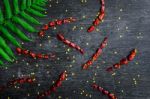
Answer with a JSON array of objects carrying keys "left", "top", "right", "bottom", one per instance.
[
  {"left": 0, "top": 36, "right": 15, "bottom": 59},
  {"left": 5, "top": 21, "right": 32, "bottom": 41},
  {"left": 21, "top": 0, "right": 27, "bottom": 10},
  {"left": 0, "top": 0, "right": 48, "bottom": 66},
  {"left": 0, "top": 26, "right": 21, "bottom": 47},
  {"left": 20, "top": 11, "right": 41, "bottom": 25},
  {"left": 12, "top": 16, "right": 37, "bottom": 32},
  {"left": 0, "top": 48, "right": 12, "bottom": 62},
  {"left": 0, "top": 60, "right": 4, "bottom": 65},
  {"left": 27, "top": 8, "right": 47, "bottom": 17},
  {"left": 31, "top": 4, "right": 46, "bottom": 11},
  {"left": 13, "top": 0, "right": 19, "bottom": 15},
  {"left": 0, "top": 8, "right": 4, "bottom": 23},
  {"left": 3, "top": 0, "right": 12, "bottom": 19}
]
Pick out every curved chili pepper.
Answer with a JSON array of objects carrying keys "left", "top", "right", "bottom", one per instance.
[
  {"left": 106, "top": 49, "right": 137, "bottom": 72},
  {"left": 57, "top": 34, "right": 84, "bottom": 54},
  {"left": 82, "top": 37, "right": 108, "bottom": 69},
  {"left": 38, "top": 71, "right": 67, "bottom": 99},
  {"left": 87, "top": 0, "right": 105, "bottom": 33},
  {"left": 92, "top": 83, "right": 117, "bottom": 99}
]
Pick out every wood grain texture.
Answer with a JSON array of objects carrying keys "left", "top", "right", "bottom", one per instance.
[{"left": 0, "top": 0, "right": 150, "bottom": 99}]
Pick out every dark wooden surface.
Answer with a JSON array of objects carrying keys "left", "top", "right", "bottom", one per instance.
[{"left": 0, "top": 0, "right": 150, "bottom": 99}]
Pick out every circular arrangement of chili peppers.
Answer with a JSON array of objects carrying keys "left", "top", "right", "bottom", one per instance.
[
  {"left": 37, "top": 71, "right": 67, "bottom": 99},
  {"left": 57, "top": 34, "right": 85, "bottom": 54},
  {"left": 87, "top": 0, "right": 105, "bottom": 32},
  {"left": 82, "top": 37, "right": 108, "bottom": 69},
  {"left": 92, "top": 83, "right": 117, "bottom": 99},
  {"left": 16, "top": 47, "right": 51, "bottom": 59},
  {"left": 38, "top": 17, "right": 77, "bottom": 37},
  {"left": 106, "top": 49, "right": 137, "bottom": 72}
]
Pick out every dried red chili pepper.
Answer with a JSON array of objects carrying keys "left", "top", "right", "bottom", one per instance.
[
  {"left": 42, "top": 24, "right": 49, "bottom": 31},
  {"left": 87, "top": 0, "right": 105, "bottom": 33},
  {"left": 16, "top": 47, "right": 22, "bottom": 54},
  {"left": 106, "top": 49, "right": 137, "bottom": 72},
  {"left": 38, "top": 17, "right": 76, "bottom": 37},
  {"left": 38, "top": 71, "right": 67, "bottom": 99},
  {"left": 7, "top": 77, "right": 35, "bottom": 87},
  {"left": 57, "top": 34, "right": 84, "bottom": 54},
  {"left": 82, "top": 37, "right": 108, "bottom": 69},
  {"left": 92, "top": 83, "right": 117, "bottom": 99},
  {"left": 16, "top": 47, "right": 52, "bottom": 60},
  {"left": 38, "top": 31, "right": 45, "bottom": 37},
  {"left": 49, "top": 21, "right": 56, "bottom": 27}
]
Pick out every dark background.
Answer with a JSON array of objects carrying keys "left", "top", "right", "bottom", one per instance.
[{"left": 0, "top": 0, "right": 150, "bottom": 99}]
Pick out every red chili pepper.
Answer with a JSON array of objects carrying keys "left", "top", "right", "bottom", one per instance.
[
  {"left": 63, "top": 19, "right": 70, "bottom": 23},
  {"left": 38, "top": 71, "right": 67, "bottom": 98},
  {"left": 7, "top": 77, "right": 35, "bottom": 87},
  {"left": 93, "top": 18, "right": 100, "bottom": 26},
  {"left": 63, "top": 39, "right": 71, "bottom": 44},
  {"left": 49, "top": 21, "right": 55, "bottom": 27},
  {"left": 38, "top": 17, "right": 77, "bottom": 37},
  {"left": 92, "top": 83, "right": 117, "bottom": 99},
  {"left": 127, "top": 49, "right": 137, "bottom": 61},
  {"left": 16, "top": 47, "right": 22, "bottom": 54},
  {"left": 55, "top": 80, "right": 62, "bottom": 87},
  {"left": 87, "top": 25, "right": 95, "bottom": 32},
  {"left": 88, "top": 0, "right": 105, "bottom": 32},
  {"left": 36, "top": 53, "right": 43, "bottom": 59},
  {"left": 82, "top": 37, "right": 108, "bottom": 69},
  {"left": 69, "top": 42, "right": 76, "bottom": 48},
  {"left": 42, "top": 24, "right": 49, "bottom": 31},
  {"left": 120, "top": 58, "right": 128, "bottom": 65},
  {"left": 57, "top": 34, "right": 65, "bottom": 41},
  {"left": 113, "top": 63, "right": 121, "bottom": 69},
  {"left": 38, "top": 31, "right": 45, "bottom": 37},
  {"left": 56, "top": 20, "right": 63, "bottom": 25},
  {"left": 16, "top": 48, "right": 51, "bottom": 60},
  {"left": 59, "top": 71, "right": 67, "bottom": 81},
  {"left": 57, "top": 34, "right": 84, "bottom": 54},
  {"left": 22, "top": 50, "right": 29, "bottom": 55},
  {"left": 29, "top": 52, "right": 36, "bottom": 58},
  {"left": 43, "top": 55, "right": 49, "bottom": 59},
  {"left": 98, "top": 13, "right": 105, "bottom": 20},
  {"left": 106, "top": 49, "right": 137, "bottom": 72}
]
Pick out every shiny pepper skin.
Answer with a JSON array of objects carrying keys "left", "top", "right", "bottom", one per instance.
[{"left": 87, "top": 25, "right": 95, "bottom": 32}]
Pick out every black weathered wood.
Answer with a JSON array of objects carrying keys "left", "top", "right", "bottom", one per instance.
[{"left": 0, "top": 0, "right": 150, "bottom": 99}]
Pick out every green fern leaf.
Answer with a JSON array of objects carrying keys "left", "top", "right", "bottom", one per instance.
[
  {"left": 5, "top": 21, "right": 32, "bottom": 41},
  {"left": 20, "top": 11, "right": 41, "bottom": 25},
  {"left": 13, "top": 0, "right": 20, "bottom": 15},
  {"left": 31, "top": 4, "right": 47, "bottom": 12},
  {"left": 0, "top": 26, "right": 21, "bottom": 47},
  {"left": 0, "top": 48, "right": 12, "bottom": 62},
  {"left": 0, "top": 60, "right": 4, "bottom": 65},
  {"left": 12, "top": 16, "right": 37, "bottom": 32},
  {"left": 0, "top": 0, "right": 48, "bottom": 66},
  {"left": 0, "top": 36, "right": 15, "bottom": 59},
  {"left": 3, "top": 0, "right": 12, "bottom": 19},
  {"left": 27, "top": 8, "right": 47, "bottom": 17},
  {"left": 0, "top": 8, "right": 4, "bottom": 23}
]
